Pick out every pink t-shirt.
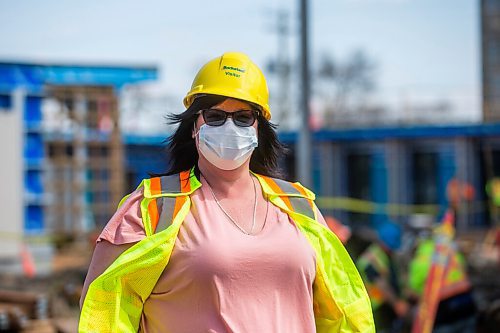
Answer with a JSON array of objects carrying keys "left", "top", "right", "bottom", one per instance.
[{"left": 98, "top": 177, "right": 318, "bottom": 333}]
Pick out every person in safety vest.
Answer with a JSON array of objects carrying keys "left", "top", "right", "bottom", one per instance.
[
  {"left": 357, "top": 221, "right": 409, "bottom": 333},
  {"left": 408, "top": 226, "right": 477, "bottom": 333},
  {"left": 79, "top": 52, "right": 374, "bottom": 332},
  {"left": 325, "top": 216, "right": 373, "bottom": 262}
]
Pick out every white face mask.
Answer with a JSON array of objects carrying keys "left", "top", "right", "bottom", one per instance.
[{"left": 196, "top": 120, "right": 258, "bottom": 170}]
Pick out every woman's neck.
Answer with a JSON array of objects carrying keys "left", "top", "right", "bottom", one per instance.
[{"left": 198, "top": 159, "right": 253, "bottom": 196}]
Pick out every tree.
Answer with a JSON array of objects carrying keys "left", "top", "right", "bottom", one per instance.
[{"left": 316, "top": 50, "right": 380, "bottom": 127}]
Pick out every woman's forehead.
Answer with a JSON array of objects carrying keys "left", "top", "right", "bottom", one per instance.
[{"left": 213, "top": 98, "right": 251, "bottom": 111}]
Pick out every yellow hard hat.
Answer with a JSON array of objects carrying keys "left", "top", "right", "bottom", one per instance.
[{"left": 183, "top": 52, "right": 271, "bottom": 120}]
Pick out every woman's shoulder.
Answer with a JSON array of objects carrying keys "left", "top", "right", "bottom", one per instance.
[
  {"left": 141, "top": 170, "right": 201, "bottom": 198},
  {"left": 254, "top": 173, "right": 316, "bottom": 200},
  {"left": 97, "top": 186, "right": 146, "bottom": 245}
]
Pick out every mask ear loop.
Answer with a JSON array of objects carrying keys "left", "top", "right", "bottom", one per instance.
[
  {"left": 192, "top": 110, "right": 204, "bottom": 139},
  {"left": 192, "top": 122, "right": 200, "bottom": 140}
]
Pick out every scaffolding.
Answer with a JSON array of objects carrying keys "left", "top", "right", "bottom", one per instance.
[{"left": 45, "top": 86, "right": 124, "bottom": 238}]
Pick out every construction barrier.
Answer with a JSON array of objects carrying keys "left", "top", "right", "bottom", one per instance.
[{"left": 317, "top": 197, "right": 487, "bottom": 215}]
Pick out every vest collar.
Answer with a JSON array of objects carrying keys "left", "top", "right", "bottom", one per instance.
[
  {"left": 188, "top": 167, "right": 313, "bottom": 199},
  {"left": 144, "top": 167, "right": 313, "bottom": 200}
]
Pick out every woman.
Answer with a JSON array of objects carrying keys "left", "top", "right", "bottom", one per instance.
[{"left": 79, "top": 52, "right": 374, "bottom": 332}]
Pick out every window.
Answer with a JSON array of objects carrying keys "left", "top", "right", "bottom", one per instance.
[
  {"left": 412, "top": 152, "right": 438, "bottom": 205},
  {"left": 347, "top": 153, "right": 371, "bottom": 226},
  {"left": 485, "top": 0, "right": 500, "bottom": 13}
]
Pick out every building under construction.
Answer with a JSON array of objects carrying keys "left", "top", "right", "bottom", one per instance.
[{"left": 0, "top": 61, "right": 157, "bottom": 277}]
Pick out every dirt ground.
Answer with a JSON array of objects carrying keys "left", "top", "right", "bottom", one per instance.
[{"left": 0, "top": 242, "right": 91, "bottom": 332}]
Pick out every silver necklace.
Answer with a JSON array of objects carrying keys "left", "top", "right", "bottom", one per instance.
[{"left": 203, "top": 175, "right": 257, "bottom": 235}]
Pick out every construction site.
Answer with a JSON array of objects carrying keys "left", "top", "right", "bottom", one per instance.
[
  {"left": 0, "top": 1, "right": 500, "bottom": 332},
  {"left": 0, "top": 62, "right": 498, "bottom": 331}
]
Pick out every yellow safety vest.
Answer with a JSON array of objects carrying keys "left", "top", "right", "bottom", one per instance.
[
  {"left": 486, "top": 178, "right": 500, "bottom": 206},
  {"left": 409, "top": 239, "right": 471, "bottom": 300},
  {"left": 356, "top": 244, "right": 390, "bottom": 311},
  {"left": 79, "top": 168, "right": 374, "bottom": 332}
]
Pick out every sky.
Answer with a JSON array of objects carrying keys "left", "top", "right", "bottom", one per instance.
[{"left": 0, "top": 0, "right": 480, "bottom": 128}]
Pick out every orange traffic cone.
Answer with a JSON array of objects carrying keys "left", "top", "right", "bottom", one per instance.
[
  {"left": 325, "top": 216, "right": 351, "bottom": 244},
  {"left": 20, "top": 244, "right": 35, "bottom": 278}
]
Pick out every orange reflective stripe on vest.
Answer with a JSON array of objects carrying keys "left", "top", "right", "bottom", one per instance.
[
  {"left": 148, "top": 198, "right": 160, "bottom": 232},
  {"left": 149, "top": 177, "right": 162, "bottom": 196},
  {"left": 148, "top": 170, "right": 192, "bottom": 234}
]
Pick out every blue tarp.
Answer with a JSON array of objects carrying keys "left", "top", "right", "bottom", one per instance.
[{"left": 0, "top": 61, "right": 158, "bottom": 91}]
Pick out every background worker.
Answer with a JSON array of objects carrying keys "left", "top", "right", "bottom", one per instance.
[
  {"left": 357, "top": 220, "right": 409, "bottom": 333},
  {"left": 325, "top": 215, "right": 373, "bottom": 262},
  {"left": 408, "top": 224, "right": 477, "bottom": 333},
  {"left": 79, "top": 52, "right": 374, "bottom": 332}
]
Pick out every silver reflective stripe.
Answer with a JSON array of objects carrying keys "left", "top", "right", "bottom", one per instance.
[
  {"left": 270, "top": 177, "right": 315, "bottom": 219},
  {"left": 271, "top": 177, "right": 302, "bottom": 196},
  {"left": 160, "top": 174, "right": 181, "bottom": 194},
  {"left": 155, "top": 197, "right": 163, "bottom": 218},
  {"left": 155, "top": 174, "right": 182, "bottom": 233},
  {"left": 155, "top": 197, "right": 177, "bottom": 233},
  {"left": 289, "top": 197, "right": 315, "bottom": 219}
]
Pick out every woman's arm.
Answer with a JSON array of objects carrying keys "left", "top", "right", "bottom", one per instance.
[
  {"left": 79, "top": 240, "right": 136, "bottom": 309},
  {"left": 80, "top": 188, "right": 145, "bottom": 308}
]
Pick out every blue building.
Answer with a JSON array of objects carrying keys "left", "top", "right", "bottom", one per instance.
[{"left": 307, "top": 124, "right": 500, "bottom": 231}]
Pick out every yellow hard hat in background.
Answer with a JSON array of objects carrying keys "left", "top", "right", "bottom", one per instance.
[{"left": 183, "top": 52, "right": 271, "bottom": 120}]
